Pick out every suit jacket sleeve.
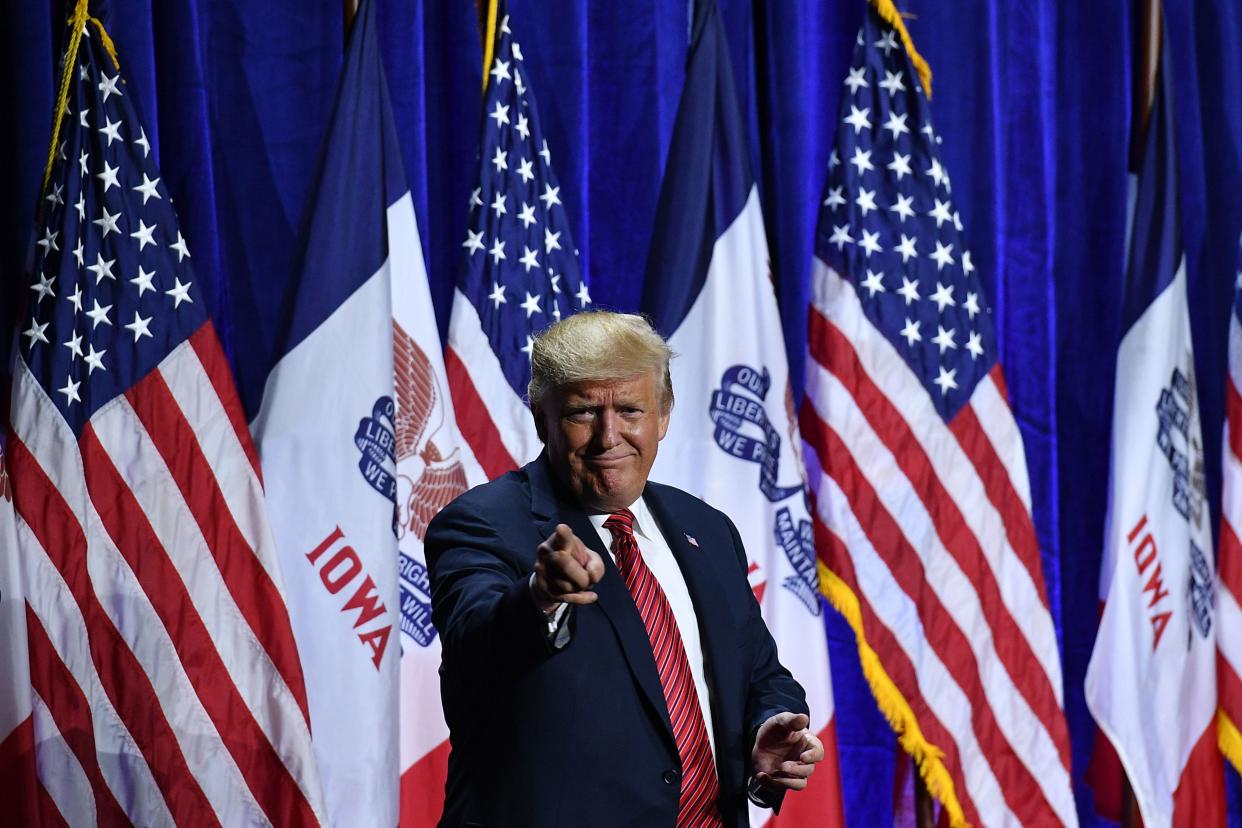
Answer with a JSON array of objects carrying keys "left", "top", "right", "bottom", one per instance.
[
  {"left": 726, "top": 513, "right": 810, "bottom": 813},
  {"left": 425, "top": 495, "right": 561, "bottom": 683},
  {"left": 725, "top": 513, "right": 809, "bottom": 731}
]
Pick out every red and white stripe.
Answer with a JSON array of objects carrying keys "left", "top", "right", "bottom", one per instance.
[
  {"left": 0, "top": 440, "right": 43, "bottom": 826},
  {"left": 7, "top": 324, "right": 324, "bottom": 826},
  {"left": 1219, "top": 310, "right": 1242, "bottom": 770},
  {"left": 801, "top": 261, "right": 1077, "bottom": 827},
  {"left": 446, "top": 288, "right": 541, "bottom": 479}
]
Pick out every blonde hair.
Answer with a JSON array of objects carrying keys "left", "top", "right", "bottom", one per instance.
[{"left": 528, "top": 311, "right": 674, "bottom": 410}]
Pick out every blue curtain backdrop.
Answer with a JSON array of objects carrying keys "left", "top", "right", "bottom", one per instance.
[{"left": 4, "top": 1, "right": 1242, "bottom": 824}]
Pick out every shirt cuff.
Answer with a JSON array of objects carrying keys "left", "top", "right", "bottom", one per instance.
[
  {"left": 747, "top": 776, "right": 778, "bottom": 809},
  {"left": 529, "top": 574, "right": 573, "bottom": 649}
]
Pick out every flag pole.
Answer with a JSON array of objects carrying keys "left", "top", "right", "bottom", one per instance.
[
  {"left": 913, "top": 760, "right": 936, "bottom": 828},
  {"left": 1129, "top": 0, "right": 1161, "bottom": 171},
  {"left": 343, "top": 0, "right": 359, "bottom": 39},
  {"left": 1120, "top": 0, "right": 1160, "bottom": 817},
  {"left": 1120, "top": 772, "right": 1138, "bottom": 828}
]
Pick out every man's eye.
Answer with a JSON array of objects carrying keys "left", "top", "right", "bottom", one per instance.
[{"left": 566, "top": 411, "right": 594, "bottom": 423}]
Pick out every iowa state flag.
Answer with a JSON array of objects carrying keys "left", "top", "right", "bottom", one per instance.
[
  {"left": 1084, "top": 30, "right": 1224, "bottom": 828},
  {"left": 251, "top": 0, "right": 483, "bottom": 824},
  {"left": 641, "top": 1, "right": 844, "bottom": 824}
]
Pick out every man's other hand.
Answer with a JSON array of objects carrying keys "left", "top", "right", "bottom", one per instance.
[
  {"left": 751, "top": 712, "right": 824, "bottom": 792},
  {"left": 532, "top": 524, "right": 606, "bottom": 610}
]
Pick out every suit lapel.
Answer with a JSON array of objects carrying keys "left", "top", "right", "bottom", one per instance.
[
  {"left": 527, "top": 456, "right": 676, "bottom": 748},
  {"left": 643, "top": 486, "right": 735, "bottom": 702},
  {"left": 645, "top": 488, "right": 730, "bottom": 614}
]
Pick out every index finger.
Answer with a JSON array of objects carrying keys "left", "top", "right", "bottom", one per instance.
[{"left": 546, "top": 524, "right": 576, "bottom": 550}]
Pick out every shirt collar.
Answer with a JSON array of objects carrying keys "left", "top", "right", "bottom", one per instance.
[{"left": 588, "top": 495, "right": 654, "bottom": 540}]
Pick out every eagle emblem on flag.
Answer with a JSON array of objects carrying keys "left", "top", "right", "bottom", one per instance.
[
  {"left": 0, "top": 450, "right": 10, "bottom": 503},
  {"left": 393, "top": 320, "right": 468, "bottom": 542}
]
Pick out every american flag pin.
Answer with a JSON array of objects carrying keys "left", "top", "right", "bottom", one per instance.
[{"left": 685, "top": 534, "right": 699, "bottom": 548}]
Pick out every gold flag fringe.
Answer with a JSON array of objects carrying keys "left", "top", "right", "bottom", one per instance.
[
  {"left": 819, "top": 561, "right": 969, "bottom": 826},
  {"left": 1220, "top": 709, "right": 1242, "bottom": 776}
]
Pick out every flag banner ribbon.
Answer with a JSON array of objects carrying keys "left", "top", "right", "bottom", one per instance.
[
  {"left": 708, "top": 364, "right": 803, "bottom": 503},
  {"left": 774, "top": 506, "right": 821, "bottom": 616},
  {"left": 1153, "top": 365, "right": 1214, "bottom": 641},
  {"left": 397, "top": 552, "right": 436, "bottom": 648},
  {"left": 354, "top": 396, "right": 398, "bottom": 502}
]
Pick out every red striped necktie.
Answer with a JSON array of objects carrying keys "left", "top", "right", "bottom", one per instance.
[{"left": 603, "top": 509, "right": 722, "bottom": 828}]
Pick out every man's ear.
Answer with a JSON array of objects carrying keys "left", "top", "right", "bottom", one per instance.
[{"left": 532, "top": 405, "right": 547, "bottom": 443}]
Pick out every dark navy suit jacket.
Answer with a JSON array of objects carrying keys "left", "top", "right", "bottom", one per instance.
[{"left": 425, "top": 454, "right": 808, "bottom": 828}]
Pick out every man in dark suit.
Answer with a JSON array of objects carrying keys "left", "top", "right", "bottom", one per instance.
[{"left": 426, "top": 312, "right": 824, "bottom": 827}]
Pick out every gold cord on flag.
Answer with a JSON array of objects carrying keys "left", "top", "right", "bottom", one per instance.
[
  {"left": 41, "top": 0, "right": 120, "bottom": 203},
  {"left": 819, "top": 561, "right": 969, "bottom": 827},
  {"left": 480, "top": 0, "right": 499, "bottom": 93},
  {"left": 1221, "top": 709, "right": 1242, "bottom": 775},
  {"left": 868, "top": 0, "right": 932, "bottom": 99}
]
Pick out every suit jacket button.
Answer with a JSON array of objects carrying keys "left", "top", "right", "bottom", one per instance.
[{"left": 662, "top": 769, "right": 680, "bottom": 785}]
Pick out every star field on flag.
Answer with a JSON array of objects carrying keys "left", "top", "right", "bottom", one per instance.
[
  {"left": 24, "top": 36, "right": 204, "bottom": 432},
  {"left": 816, "top": 24, "right": 994, "bottom": 422},
  {"left": 460, "top": 13, "right": 589, "bottom": 400},
  {"left": 447, "top": 6, "right": 590, "bottom": 478}
]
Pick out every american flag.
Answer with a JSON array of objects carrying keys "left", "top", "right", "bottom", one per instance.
[
  {"left": 446, "top": 6, "right": 589, "bottom": 477},
  {"left": 6, "top": 22, "right": 323, "bottom": 825},
  {"left": 1218, "top": 231, "right": 1242, "bottom": 777},
  {"left": 799, "top": 10, "right": 1077, "bottom": 826}
]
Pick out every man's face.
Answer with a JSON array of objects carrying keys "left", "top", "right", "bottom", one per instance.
[{"left": 537, "top": 371, "right": 670, "bottom": 513}]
